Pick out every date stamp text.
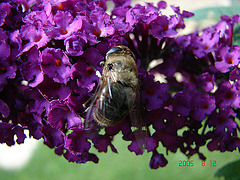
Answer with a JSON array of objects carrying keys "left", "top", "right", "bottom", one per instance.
[{"left": 178, "top": 160, "right": 217, "bottom": 167}]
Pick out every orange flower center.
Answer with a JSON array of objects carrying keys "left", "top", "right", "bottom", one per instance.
[
  {"left": 55, "top": 59, "right": 62, "bottom": 67},
  {"left": 227, "top": 57, "right": 234, "bottom": 64},
  {"left": 57, "top": 2, "right": 64, "bottom": 10},
  {"left": 61, "top": 29, "right": 68, "bottom": 35},
  {"left": 225, "top": 92, "right": 233, "bottom": 100},
  {"left": 93, "top": 29, "right": 101, "bottom": 37},
  {"left": 0, "top": 67, "right": 7, "bottom": 74},
  {"left": 86, "top": 67, "right": 94, "bottom": 76},
  {"left": 35, "top": 35, "right": 42, "bottom": 42},
  {"left": 202, "top": 103, "right": 209, "bottom": 110},
  {"left": 147, "top": 89, "right": 154, "bottom": 96}
]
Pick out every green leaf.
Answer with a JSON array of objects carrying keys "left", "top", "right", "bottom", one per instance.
[
  {"left": 214, "top": 159, "right": 240, "bottom": 180},
  {"left": 233, "top": 23, "right": 240, "bottom": 46}
]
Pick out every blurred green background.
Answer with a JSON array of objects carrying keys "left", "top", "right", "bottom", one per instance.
[{"left": 0, "top": 133, "right": 239, "bottom": 180}]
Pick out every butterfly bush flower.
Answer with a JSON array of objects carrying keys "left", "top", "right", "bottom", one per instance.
[
  {"left": 41, "top": 47, "right": 71, "bottom": 84},
  {"left": 215, "top": 46, "right": 240, "bottom": 73},
  {"left": 0, "top": 0, "right": 240, "bottom": 169},
  {"left": 150, "top": 150, "right": 168, "bottom": 169},
  {"left": 198, "top": 72, "right": 215, "bottom": 92}
]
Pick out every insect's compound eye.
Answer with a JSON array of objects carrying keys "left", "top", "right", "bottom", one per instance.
[
  {"left": 106, "top": 47, "right": 122, "bottom": 57},
  {"left": 106, "top": 46, "right": 135, "bottom": 60}
]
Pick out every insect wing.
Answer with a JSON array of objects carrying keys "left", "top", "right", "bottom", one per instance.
[
  {"left": 129, "top": 86, "right": 147, "bottom": 151},
  {"left": 84, "top": 73, "right": 115, "bottom": 128},
  {"left": 84, "top": 79, "right": 104, "bottom": 129}
]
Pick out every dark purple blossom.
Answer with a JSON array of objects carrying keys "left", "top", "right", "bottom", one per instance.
[
  {"left": 48, "top": 11, "right": 83, "bottom": 40},
  {"left": 198, "top": 72, "right": 215, "bottom": 92},
  {"left": 149, "top": 109, "right": 186, "bottom": 131},
  {"left": 0, "top": 99, "right": 9, "bottom": 118},
  {"left": 20, "top": 9, "right": 52, "bottom": 53},
  {"left": 0, "top": 9, "right": 7, "bottom": 27},
  {"left": 63, "top": 150, "right": 99, "bottom": 164},
  {"left": 127, "top": 129, "right": 156, "bottom": 155},
  {"left": 0, "top": 28, "right": 10, "bottom": 60},
  {"left": 48, "top": 100, "right": 82, "bottom": 130},
  {"left": 157, "top": 1, "right": 167, "bottom": 9},
  {"left": 18, "top": 112, "right": 43, "bottom": 140},
  {"left": 215, "top": 46, "right": 240, "bottom": 73},
  {"left": 190, "top": 93, "right": 216, "bottom": 121},
  {"left": 220, "top": 14, "right": 240, "bottom": 46},
  {"left": 173, "top": 84, "right": 196, "bottom": 117},
  {"left": 151, "top": 50, "right": 182, "bottom": 77},
  {"left": 105, "top": 119, "right": 132, "bottom": 137},
  {"left": 224, "top": 136, "right": 240, "bottom": 151},
  {"left": 71, "top": 60, "right": 98, "bottom": 92},
  {"left": 42, "top": 124, "right": 64, "bottom": 149},
  {"left": 111, "top": 0, "right": 131, "bottom": 17},
  {"left": 82, "top": 47, "right": 104, "bottom": 70},
  {"left": 171, "top": 5, "right": 194, "bottom": 29},
  {"left": 149, "top": 15, "right": 178, "bottom": 39},
  {"left": 0, "top": 122, "right": 26, "bottom": 146},
  {"left": 209, "top": 107, "right": 237, "bottom": 136},
  {"left": 21, "top": 46, "right": 43, "bottom": 87},
  {"left": 191, "top": 21, "right": 226, "bottom": 58},
  {"left": 41, "top": 48, "right": 71, "bottom": 84},
  {"left": 0, "top": 59, "right": 17, "bottom": 91},
  {"left": 181, "top": 130, "right": 206, "bottom": 159},
  {"left": 25, "top": 88, "right": 50, "bottom": 117},
  {"left": 88, "top": 131, "right": 118, "bottom": 153},
  {"left": 214, "top": 80, "right": 240, "bottom": 108},
  {"left": 149, "top": 150, "right": 168, "bottom": 169},
  {"left": 67, "top": 87, "right": 90, "bottom": 114},
  {"left": 37, "top": 75, "right": 71, "bottom": 101},
  {"left": 90, "top": 8, "right": 115, "bottom": 37},
  {"left": 65, "top": 130, "right": 91, "bottom": 154},
  {"left": 64, "top": 33, "right": 87, "bottom": 56},
  {"left": 9, "top": 30, "right": 22, "bottom": 59},
  {"left": 139, "top": 69, "right": 169, "bottom": 111},
  {"left": 126, "top": 3, "right": 159, "bottom": 26},
  {"left": 230, "top": 68, "right": 240, "bottom": 81},
  {"left": 206, "top": 131, "right": 226, "bottom": 152},
  {"left": 153, "top": 127, "right": 180, "bottom": 153}
]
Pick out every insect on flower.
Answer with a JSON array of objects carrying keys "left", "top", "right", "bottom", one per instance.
[{"left": 84, "top": 46, "right": 146, "bottom": 142}]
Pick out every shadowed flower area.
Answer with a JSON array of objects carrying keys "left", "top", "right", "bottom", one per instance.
[{"left": 0, "top": 0, "right": 239, "bottom": 169}]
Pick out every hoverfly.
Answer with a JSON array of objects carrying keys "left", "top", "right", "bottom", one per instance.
[{"left": 84, "top": 45, "right": 145, "bottom": 132}]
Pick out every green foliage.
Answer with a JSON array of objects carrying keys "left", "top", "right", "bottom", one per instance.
[
  {"left": 0, "top": 135, "right": 239, "bottom": 180},
  {"left": 233, "top": 23, "right": 240, "bottom": 46},
  {"left": 214, "top": 160, "right": 240, "bottom": 180}
]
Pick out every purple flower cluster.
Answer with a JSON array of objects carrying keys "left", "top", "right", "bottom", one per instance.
[{"left": 0, "top": 0, "right": 239, "bottom": 169}]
